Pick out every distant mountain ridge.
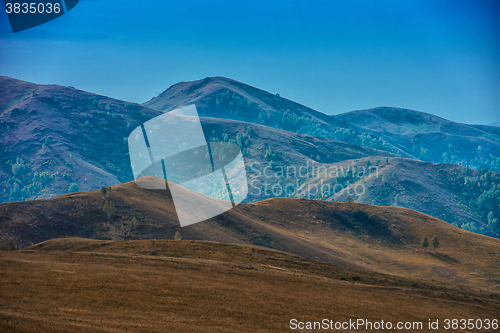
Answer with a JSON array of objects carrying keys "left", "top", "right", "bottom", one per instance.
[
  {"left": 0, "top": 75, "right": 392, "bottom": 202},
  {"left": 145, "top": 77, "right": 500, "bottom": 172},
  {"left": 1, "top": 75, "right": 500, "bottom": 237}
]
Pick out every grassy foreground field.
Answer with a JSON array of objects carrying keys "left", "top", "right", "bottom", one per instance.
[
  {"left": 1, "top": 238, "right": 499, "bottom": 332},
  {"left": 3, "top": 178, "right": 500, "bottom": 293}
]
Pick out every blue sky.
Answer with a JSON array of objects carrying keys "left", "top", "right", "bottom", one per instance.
[{"left": 1, "top": 0, "right": 499, "bottom": 125}]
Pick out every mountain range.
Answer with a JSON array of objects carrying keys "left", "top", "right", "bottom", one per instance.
[
  {"left": 2, "top": 75, "right": 500, "bottom": 330},
  {"left": 1, "top": 75, "right": 500, "bottom": 237}
]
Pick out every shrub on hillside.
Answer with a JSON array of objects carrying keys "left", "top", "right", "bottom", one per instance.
[
  {"left": 68, "top": 183, "right": 80, "bottom": 193},
  {"left": 0, "top": 240, "right": 17, "bottom": 251}
]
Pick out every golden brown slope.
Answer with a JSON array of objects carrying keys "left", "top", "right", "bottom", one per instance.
[
  {"left": 1, "top": 238, "right": 499, "bottom": 332},
  {"left": 1, "top": 178, "right": 500, "bottom": 292}
]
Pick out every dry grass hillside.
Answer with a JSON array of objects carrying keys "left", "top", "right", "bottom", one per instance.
[
  {"left": 1, "top": 178, "right": 500, "bottom": 293},
  {"left": 1, "top": 237, "right": 499, "bottom": 332}
]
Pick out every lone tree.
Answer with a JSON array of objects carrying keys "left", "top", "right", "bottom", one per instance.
[
  {"left": 103, "top": 200, "right": 116, "bottom": 220},
  {"left": 101, "top": 186, "right": 112, "bottom": 200},
  {"left": 421, "top": 235, "right": 429, "bottom": 252},
  {"left": 131, "top": 217, "right": 138, "bottom": 230},
  {"left": 174, "top": 231, "right": 182, "bottom": 241},
  {"left": 431, "top": 235, "right": 440, "bottom": 252}
]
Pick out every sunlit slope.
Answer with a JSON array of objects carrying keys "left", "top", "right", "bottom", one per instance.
[
  {"left": 1, "top": 178, "right": 499, "bottom": 291},
  {"left": 1, "top": 238, "right": 498, "bottom": 332}
]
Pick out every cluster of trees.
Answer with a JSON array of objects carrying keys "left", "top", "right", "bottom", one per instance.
[
  {"left": 468, "top": 153, "right": 500, "bottom": 173},
  {"left": 410, "top": 139, "right": 500, "bottom": 173},
  {"left": 258, "top": 89, "right": 340, "bottom": 141},
  {"left": 209, "top": 90, "right": 408, "bottom": 159},
  {"left": 243, "top": 91, "right": 332, "bottom": 139},
  {"left": 208, "top": 126, "right": 255, "bottom": 157},
  {"left": 275, "top": 109, "right": 330, "bottom": 138},
  {"left": 211, "top": 142, "right": 239, "bottom": 164},
  {"left": 0, "top": 239, "right": 17, "bottom": 251},
  {"left": 207, "top": 89, "right": 260, "bottom": 121},
  {"left": 257, "top": 110, "right": 272, "bottom": 125},
  {"left": 411, "top": 145, "right": 430, "bottom": 161},
  {"left": 440, "top": 168, "right": 500, "bottom": 236},
  {"left": 236, "top": 132, "right": 251, "bottom": 151},
  {"left": 460, "top": 222, "right": 486, "bottom": 234},
  {"left": 5, "top": 157, "right": 63, "bottom": 202},
  {"left": 464, "top": 170, "right": 500, "bottom": 232},
  {"left": 441, "top": 145, "right": 500, "bottom": 173},
  {"left": 477, "top": 125, "right": 500, "bottom": 141},
  {"left": 213, "top": 89, "right": 257, "bottom": 111},
  {"left": 263, "top": 145, "right": 282, "bottom": 169},
  {"left": 263, "top": 145, "right": 280, "bottom": 162},
  {"left": 333, "top": 128, "right": 396, "bottom": 154}
]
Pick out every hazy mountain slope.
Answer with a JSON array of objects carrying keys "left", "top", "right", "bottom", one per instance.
[
  {"left": 2, "top": 179, "right": 500, "bottom": 290},
  {"left": 291, "top": 156, "right": 499, "bottom": 237},
  {"left": 2, "top": 238, "right": 498, "bottom": 332},
  {"left": 0, "top": 75, "right": 163, "bottom": 201},
  {"left": 337, "top": 107, "right": 500, "bottom": 171},
  {"left": 144, "top": 77, "right": 500, "bottom": 172},
  {"left": 0, "top": 76, "right": 391, "bottom": 204},
  {"left": 1, "top": 76, "right": 499, "bottom": 234},
  {"left": 0, "top": 76, "right": 39, "bottom": 116},
  {"left": 143, "top": 76, "right": 334, "bottom": 125},
  {"left": 143, "top": 77, "right": 410, "bottom": 157},
  {"left": 140, "top": 77, "right": 500, "bottom": 232}
]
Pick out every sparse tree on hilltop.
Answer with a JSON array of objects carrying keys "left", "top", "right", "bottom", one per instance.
[
  {"left": 101, "top": 186, "right": 107, "bottom": 200},
  {"left": 421, "top": 235, "right": 429, "bottom": 252},
  {"left": 101, "top": 186, "right": 112, "bottom": 200}
]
